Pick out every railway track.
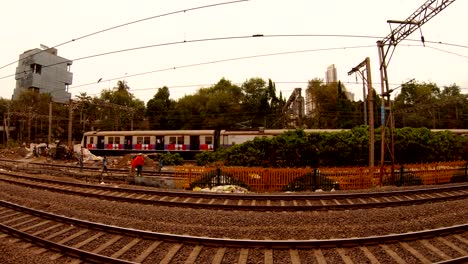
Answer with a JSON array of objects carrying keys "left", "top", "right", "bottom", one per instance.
[
  {"left": 0, "top": 158, "right": 172, "bottom": 179},
  {"left": 0, "top": 170, "right": 467, "bottom": 211},
  {"left": 1, "top": 200, "right": 467, "bottom": 263}
]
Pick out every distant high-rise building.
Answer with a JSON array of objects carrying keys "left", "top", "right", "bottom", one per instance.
[
  {"left": 325, "top": 64, "right": 337, "bottom": 84},
  {"left": 13, "top": 47, "right": 73, "bottom": 103}
]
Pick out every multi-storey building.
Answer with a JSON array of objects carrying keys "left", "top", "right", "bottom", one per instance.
[
  {"left": 325, "top": 64, "right": 337, "bottom": 84},
  {"left": 13, "top": 47, "right": 72, "bottom": 103}
]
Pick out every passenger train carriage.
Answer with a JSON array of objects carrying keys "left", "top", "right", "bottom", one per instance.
[
  {"left": 82, "top": 130, "right": 217, "bottom": 158},
  {"left": 82, "top": 129, "right": 468, "bottom": 158}
]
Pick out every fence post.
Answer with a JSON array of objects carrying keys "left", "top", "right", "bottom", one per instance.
[
  {"left": 216, "top": 165, "right": 221, "bottom": 186},
  {"left": 465, "top": 162, "right": 467, "bottom": 178},
  {"left": 398, "top": 165, "right": 404, "bottom": 187},
  {"left": 313, "top": 168, "right": 318, "bottom": 191}
]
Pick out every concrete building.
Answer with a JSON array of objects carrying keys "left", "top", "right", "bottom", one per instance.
[
  {"left": 13, "top": 47, "right": 72, "bottom": 103},
  {"left": 325, "top": 64, "right": 337, "bottom": 84}
]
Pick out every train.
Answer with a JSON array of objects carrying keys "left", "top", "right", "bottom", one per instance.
[
  {"left": 82, "top": 128, "right": 468, "bottom": 158},
  {"left": 81, "top": 129, "right": 343, "bottom": 158}
]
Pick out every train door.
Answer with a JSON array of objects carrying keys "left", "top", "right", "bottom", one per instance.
[
  {"left": 190, "top": 135, "right": 200, "bottom": 150},
  {"left": 97, "top": 136, "right": 105, "bottom": 149},
  {"left": 155, "top": 136, "right": 164, "bottom": 150},
  {"left": 124, "top": 136, "right": 132, "bottom": 150}
]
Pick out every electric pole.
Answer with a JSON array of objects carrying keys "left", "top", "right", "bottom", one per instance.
[
  {"left": 348, "top": 57, "right": 374, "bottom": 170},
  {"left": 68, "top": 100, "right": 73, "bottom": 150},
  {"left": 377, "top": 0, "right": 456, "bottom": 183},
  {"left": 48, "top": 100, "right": 52, "bottom": 145}
]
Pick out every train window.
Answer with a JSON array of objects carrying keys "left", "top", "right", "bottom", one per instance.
[
  {"left": 115, "top": 137, "right": 120, "bottom": 144},
  {"left": 90, "top": 137, "right": 94, "bottom": 144},
  {"left": 137, "top": 137, "right": 143, "bottom": 144},
  {"left": 205, "top": 136, "right": 213, "bottom": 145},
  {"left": 169, "top": 137, "right": 176, "bottom": 144},
  {"left": 108, "top": 137, "right": 114, "bottom": 144},
  {"left": 144, "top": 137, "right": 150, "bottom": 144},
  {"left": 177, "top": 136, "right": 184, "bottom": 144}
]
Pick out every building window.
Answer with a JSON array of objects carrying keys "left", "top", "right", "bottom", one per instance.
[{"left": 30, "top": 64, "right": 42, "bottom": 74}]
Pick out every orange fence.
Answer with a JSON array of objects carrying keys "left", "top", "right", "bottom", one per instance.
[
  {"left": 320, "top": 166, "right": 376, "bottom": 190},
  {"left": 170, "top": 161, "right": 467, "bottom": 192},
  {"left": 221, "top": 167, "right": 310, "bottom": 192},
  {"left": 390, "top": 161, "right": 467, "bottom": 185}
]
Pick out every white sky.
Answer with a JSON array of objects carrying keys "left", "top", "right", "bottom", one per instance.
[{"left": 1, "top": 0, "right": 467, "bottom": 103}]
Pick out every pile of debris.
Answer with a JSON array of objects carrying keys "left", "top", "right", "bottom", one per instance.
[
  {"left": 113, "top": 154, "right": 155, "bottom": 168},
  {"left": 0, "top": 147, "right": 29, "bottom": 159},
  {"left": 193, "top": 185, "right": 249, "bottom": 193}
]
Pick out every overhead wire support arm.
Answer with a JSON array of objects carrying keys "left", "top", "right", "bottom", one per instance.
[
  {"left": 377, "top": 0, "right": 457, "bottom": 185},
  {"left": 381, "top": 0, "right": 456, "bottom": 62}
]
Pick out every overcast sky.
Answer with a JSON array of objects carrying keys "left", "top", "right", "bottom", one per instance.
[{"left": 1, "top": 0, "right": 467, "bottom": 103}]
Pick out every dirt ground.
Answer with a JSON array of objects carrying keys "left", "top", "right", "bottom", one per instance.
[{"left": 0, "top": 146, "right": 156, "bottom": 169}]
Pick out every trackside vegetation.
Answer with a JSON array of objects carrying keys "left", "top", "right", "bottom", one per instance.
[{"left": 195, "top": 126, "right": 468, "bottom": 168}]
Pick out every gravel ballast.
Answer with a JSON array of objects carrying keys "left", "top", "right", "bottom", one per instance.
[
  {"left": 0, "top": 182, "right": 466, "bottom": 240},
  {"left": 0, "top": 181, "right": 467, "bottom": 264}
]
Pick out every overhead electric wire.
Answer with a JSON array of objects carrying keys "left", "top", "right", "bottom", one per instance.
[
  {"left": 425, "top": 45, "right": 468, "bottom": 59},
  {"left": 5, "top": 32, "right": 467, "bottom": 101},
  {"left": 69, "top": 43, "right": 378, "bottom": 89},
  {"left": 0, "top": 0, "right": 249, "bottom": 71},
  {"left": 2, "top": 33, "right": 404, "bottom": 81},
  {"left": 2, "top": 32, "right": 465, "bottom": 82}
]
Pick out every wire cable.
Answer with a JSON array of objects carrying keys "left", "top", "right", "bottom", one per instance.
[
  {"left": 0, "top": 0, "right": 249, "bottom": 71},
  {"left": 425, "top": 45, "right": 468, "bottom": 59},
  {"left": 69, "top": 43, "right": 377, "bottom": 89}
]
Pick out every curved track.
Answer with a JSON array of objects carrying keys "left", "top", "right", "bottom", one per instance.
[
  {"left": 0, "top": 170, "right": 467, "bottom": 211},
  {"left": 1, "top": 200, "right": 467, "bottom": 263}
]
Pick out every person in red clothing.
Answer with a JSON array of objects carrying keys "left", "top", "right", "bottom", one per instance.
[{"left": 132, "top": 153, "right": 145, "bottom": 177}]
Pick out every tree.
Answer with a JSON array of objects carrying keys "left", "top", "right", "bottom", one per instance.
[
  {"left": 305, "top": 79, "right": 360, "bottom": 128},
  {"left": 393, "top": 80, "right": 440, "bottom": 128},
  {"left": 146, "top": 86, "right": 176, "bottom": 129},
  {"left": 10, "top": 90, "right": 52, "bottom": 142},
  {"left": 200, "top": 78, "right": 243, "bottom": 129},
  {"left": 437, "top": 84, "right": 467, "bottom": 128},
  {"left": 98, "top": 80, "right": 145, "bottom": 130},
  {"left": 74, "top": 92, "right": 95, "bottom": 133}
]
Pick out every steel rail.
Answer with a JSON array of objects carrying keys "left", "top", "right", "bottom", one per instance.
[
  {"left": 1, "top": 169, "right": 467, "bottom": 199},
  {"left": 0, "top": 172, "right": 467, "bottom": 211},
  {"left": 1, "top": 199, "right": 467, "bottom": 249}
]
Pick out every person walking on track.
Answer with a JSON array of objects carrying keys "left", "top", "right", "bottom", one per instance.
[
  {"left": 100, "top": 155, "right": 110, "bottom": 182},
  {"left": 133, "top": 153, "right": 145, "bottom": 177}
]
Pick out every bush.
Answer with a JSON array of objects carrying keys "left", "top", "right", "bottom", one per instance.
[
  {"left": 282, "top": 170, "right": 339, "bottom": 192},
  {"left": 161, "top": 152, "right": 184, "bottom": 166},
  {"left": 197, "top": 127, "right": 467, "bottom": 168}
]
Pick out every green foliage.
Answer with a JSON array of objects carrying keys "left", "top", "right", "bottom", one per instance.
[
  {"left": 160, "top": 152, "right": 184, "bottom": 166},
  {"left": 195, "top": 147, "right": 228, "bottom": 166},
  {"left": 1, "top": 140, "right": 20, "bottom": 149},
  {"left": 393, "top": 81, "right": 468, "bottom": 128},
  {"left": 146, "top": 86, "right": 176, "bottom": 129},
  {"left": 305, "top": 79, "right": 362, "bottom": 129},
  {"left": 98, "top": 81, "right": 146, "bottom": 131},
  {"left": 196, "top": 126, "right": 467, "bottom": 168}
]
